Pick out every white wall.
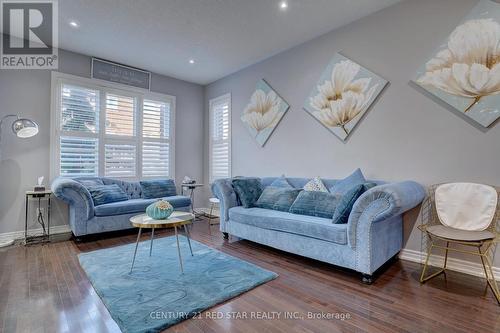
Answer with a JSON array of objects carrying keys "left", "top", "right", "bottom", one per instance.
[
  {"left": 204, "top": 0, "right": 500, "bottom": 265},
  {"left": 0, "top": 48, "right": 204, "bottom": 234}
]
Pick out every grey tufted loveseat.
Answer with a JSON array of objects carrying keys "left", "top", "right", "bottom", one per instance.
[{"left": 52, "top": 177, "right": 191, "bottom": 237}]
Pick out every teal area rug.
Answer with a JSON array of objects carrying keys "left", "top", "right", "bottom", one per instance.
[{"left": 78, "top": 236, "right": 277, "bottom": 333}]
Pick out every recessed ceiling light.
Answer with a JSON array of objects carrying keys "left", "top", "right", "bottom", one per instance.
[
  {"left": 189, "top": 59, "right": 195, "bottom": 64},
  {"left": 69, "top": 20, "right": 79, "bottom": 28},
  {"left": 279, "top": 1, "right": 288, "bottom": 10}
]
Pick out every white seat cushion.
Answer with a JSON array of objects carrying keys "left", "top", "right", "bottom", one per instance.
[
  {"left": 435, "top": 183, "right": 497, "bottom": 231},
  {"left": 427, "top": 225, "right": 495, "bottom": 241}
]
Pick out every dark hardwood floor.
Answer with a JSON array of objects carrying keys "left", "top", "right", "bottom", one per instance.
[{"left": 1, "top": 217, "right": 499, "bottom": 333}]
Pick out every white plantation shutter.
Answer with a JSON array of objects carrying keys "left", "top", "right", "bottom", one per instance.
[
  {"left": 143, "top": 100, "right": 170, "bottom": 139},
  {"left": 105, "top": 143, "right": 136, "bottom": 177},
  {"left": 141, "top": 99, "right": 172, "bottom": 178},
  {"left": 51, "top": 73, "right": 175, "bottom": 180},
  {"left": 61, "top": 84, "right": 99, "bottom": 133},
  {"left": 60, "top": 137, "right": 98, "bottom": 177},
  {"left": 58, "top": 83, "right": 100, "bottom": 177},
  {"left": 105, "top": 93, "right": 136, "bottom": 136},
  {"left": 142, "top": 141, "right": 169, "bottom": 176},
  {"left": 209, "top": 94, "right": 231, "bottom": 183}
]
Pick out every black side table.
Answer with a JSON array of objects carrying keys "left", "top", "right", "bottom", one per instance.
[{"left": 25, "top": 190, "right": 52, "bottom": 245}]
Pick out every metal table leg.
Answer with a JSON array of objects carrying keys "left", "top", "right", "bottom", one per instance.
[
  {"left": 175, "top": 226, "right": 184, "bottom": 272},
  {"left": 130, "top": 228, "right": 142, "bottom": 272},
  {"left": 149, "top": 228, "right": 155, "bottom": 256},
  {"left": 183, "top": 224, "right": 193, "bottom": 256},
  {"left": 47, "top": 195, "right": 51, "bottom": 240},
  {"left": 187, "top": 187, "right": 203, "bottom": 221},
  {"left": 24, "top": 194, "right": 28, "bottom": 245}
]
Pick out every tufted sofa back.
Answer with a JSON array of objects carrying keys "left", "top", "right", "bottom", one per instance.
[
  {"left": 74, "top": 177, "right": 176, "bottom": 199},
  {"left": 101, "top": 178, "right": 144, "bottom": 199},
  {"left": 260, "top": 177, "right": 386, "bottom": 189}
]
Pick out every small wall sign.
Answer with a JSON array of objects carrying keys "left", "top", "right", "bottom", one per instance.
[{"left": 91, "top": 58, "right": 151, "bottom": 90}]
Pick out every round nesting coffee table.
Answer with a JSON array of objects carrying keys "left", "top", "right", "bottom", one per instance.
[{"left": 129, "top": 211, "right": 195, "bottom": 273}]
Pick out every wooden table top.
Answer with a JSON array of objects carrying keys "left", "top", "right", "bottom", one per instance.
[{"left": 129, "top": 211, "right": 194, "bottom": 229}]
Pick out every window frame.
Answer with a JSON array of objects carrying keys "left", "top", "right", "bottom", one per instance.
[
  {"left": 208, "top": 93, "right": 231, "bottom": 184},
  {"left": 50, "top": 71, "right": 176, "bottom": 181}
]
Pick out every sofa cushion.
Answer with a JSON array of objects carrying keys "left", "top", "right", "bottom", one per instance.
[
  {"left": 255, "top": 187, "right": 302, "bottom": 212},
  {"left": 232, "top": 178, "right": 263, "bottom": 208},
  {"left": 269, "top": 176, "right": 293, "bottom": 188},
  {"left": 87, "top": 184, "right": 129, "bottom": 206},
  {"left": 303, "top": 176, "right": 329, "bottom": 192},
  {"left": 289, "top": 190, "right": 341, "bottom": 219},
  {"left": 333, "top": 182, "right": 377, "bottom": 224},
  {"left": 329, "top": 168, "right": 366, "bottom": 196},
  {"left": 140, "top": 179, "right": 177, "bottom": 199},
  {"left": 229, "top": 207, "right": 347, "bottom": 245},
  {"left": 94, "top": 196, "right": 191, "bottom": 216}
]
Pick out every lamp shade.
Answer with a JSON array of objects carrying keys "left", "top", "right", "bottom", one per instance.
[{"left": 12, "top": 118, "right": 38, "bottom": 138}]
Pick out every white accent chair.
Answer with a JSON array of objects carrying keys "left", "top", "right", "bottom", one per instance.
[{"left": 419, "top": 183, "right": 500, "bottom": 304}]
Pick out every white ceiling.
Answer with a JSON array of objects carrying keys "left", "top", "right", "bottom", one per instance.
[{"left": 57, "top": 0, "right": 401, "bottom": 85}]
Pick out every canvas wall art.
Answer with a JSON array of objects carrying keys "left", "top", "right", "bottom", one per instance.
[
  {"left": 304, "top": 53, "right": 387, "bottom": 141},
  {"left": 415, "top": 0, "right": 500, "bottom": 128},
  {"left": 241, "top": 79, "right": 289, "bottom": 147}
]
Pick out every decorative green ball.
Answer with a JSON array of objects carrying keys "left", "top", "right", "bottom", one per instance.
[{"left": 146, "top": 200, "right": 173, "bottom": 220}]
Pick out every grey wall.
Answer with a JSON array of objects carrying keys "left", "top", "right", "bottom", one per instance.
[
  {"left": 0, "top": 48, "right": 204, "bottom": 234},
  {"left": 204, "top": 0, "right": 500, "bottom": 264}
]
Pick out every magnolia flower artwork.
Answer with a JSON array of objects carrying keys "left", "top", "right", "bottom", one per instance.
[
  {"left": 241, "top": 79, "right": 289, "bottom": 146},
  {"left": 304, "top": 53, "right": 387, "bottom": 141},
  {"left": 415, "top": 0, "right": 500, "bottom": 128}
]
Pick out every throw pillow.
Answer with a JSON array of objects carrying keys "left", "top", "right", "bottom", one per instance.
[
  {"left": 289, "top": 190, "right": 341, "bottom": 219},
  {"left": 140, "top": 179, "right": 177, "bottom": 199},
  {"left": 256, "top": 187, "right": 302, "bottom": 212},
  {"left": 332, "top": 182, "right": 377, "bottom": 224},
  {"left": 232, "top": 178, "right": 263, "bottom": 208},
  {"left": 303, "top": 177, "right": 329, "bottom": 192},
  {"left": 87, "top": 184, "right": 128, "bottom": 206},
  {"left": 269, "top": 175, "right": 293, "bottom": 188},
  {"left": 329, "top": 168, "right": 366, "bottom": 196}
]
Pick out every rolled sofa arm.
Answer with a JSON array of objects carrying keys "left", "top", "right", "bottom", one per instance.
[
  {"left": 347, "top": 181, "right": 425, "bottom": 248},
  {"left": 51, "top": 178, "right": 94, "bottom": 235},
  {"left": 211, "top": 178, "right": 240, "bottom": 233}
]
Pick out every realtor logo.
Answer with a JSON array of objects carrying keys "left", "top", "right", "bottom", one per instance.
[{"left": 1, "top": 0, "right": 58, "bottom": 69}]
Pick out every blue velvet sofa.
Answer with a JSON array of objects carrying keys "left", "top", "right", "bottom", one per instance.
[
  {"left": 212, "top": 177, "right": 425, "bottom": 282},
  {"left": 52, "top": 177, "right": 191, "bottom": 237}
]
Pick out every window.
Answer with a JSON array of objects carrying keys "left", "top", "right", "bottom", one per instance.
[
  {"left": 209, "top": 93, "right": 231, "bottom": 183},
  {"left": 142, "top": 99, "right": 172, "bottom": 177},
  {"left": 51, "top": 72, "right": 175, "bottom": 180}
]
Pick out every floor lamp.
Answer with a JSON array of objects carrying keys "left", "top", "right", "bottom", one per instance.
[{"left": 0, "top": 114, "right": 39, "bottom": 248}]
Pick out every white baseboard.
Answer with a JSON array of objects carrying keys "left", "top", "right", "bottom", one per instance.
[
  {"left": 399, "top": 248, "right": 500, "bottom": 280},
  {"left": 0, "top": 224, "right": 72, "bottom": 245}
]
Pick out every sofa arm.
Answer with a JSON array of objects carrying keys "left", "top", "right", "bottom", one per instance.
[
  {"left": 51, "top": 178, "right": 94, "bottom": 235},
  {"left": 347, "top": 181, "right": 425, "bottom": 248},
  {"left": 211, "top": 178, "right": 240, "bottom": 233}
]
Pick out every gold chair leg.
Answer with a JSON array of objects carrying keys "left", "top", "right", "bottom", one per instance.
[
  {"left": 478, "top": 246, "right": 500, "bottom": 304},
  {"left": 208, "top": 203, "right": 213, "bottom": 235},
  {"left": 420, "top": 240, "right": 447, "bottom": 283},
  {"left": 443, "top": 241, "right": 449, "bottom": 270}
]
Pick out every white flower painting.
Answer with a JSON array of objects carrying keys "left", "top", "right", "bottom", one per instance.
[
  {"left": 242, "top": 80, "right": 289, "bottom": 146},
  {"left": 304, "top": 53, "right": 387, "bottom": 141},
  {"left": 415, "top": 0, "right": 500, "bottom": 128}
]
